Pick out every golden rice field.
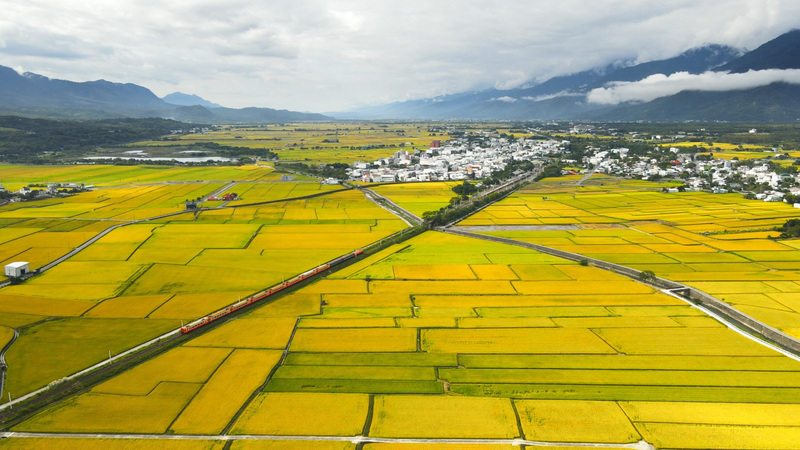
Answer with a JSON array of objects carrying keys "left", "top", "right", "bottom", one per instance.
[
  {"left": 8, "top": 163, "right": 800, "bottom": 449},
  {"left": 669, "top": 141, "right": 767, "bottom": 151},
  {"left": 0, "top": 163, "right": 280, "bottom": 185},
  {"left": 125, "top": 122, "right": 450, "bottom": 165},
  {"left": 0, "top": 173, "right": 406, "bottom": 402},
  {"left": 0, "top": 439, "right": 224, "bottom": 450},
  {"left": 368, "top": 182, "right": 458, "bottom": 217},
  {"left": 13, "top": 228, "right": 800, "bottom": 448},
  {"left": 464, "top": 175, "right": 800, "bottom": 338}
]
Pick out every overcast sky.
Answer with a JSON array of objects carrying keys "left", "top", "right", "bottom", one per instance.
[{"left": 2, "top": 0, "right": 799, "bottom": 112}]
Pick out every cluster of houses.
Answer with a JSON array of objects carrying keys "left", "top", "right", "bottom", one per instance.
[
  {"left": 346, "top": 136, "right": 565, "bottom": 183},
  {"left": 577, "top": 146, "right": 800, "bottom": 202},
  {"left": 0, "top": 182, "right": 90, "bottom": 202}
]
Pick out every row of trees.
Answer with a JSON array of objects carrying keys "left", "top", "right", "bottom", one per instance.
[{"left": 275, "top": 162, "right": 349, "bottom": 179}]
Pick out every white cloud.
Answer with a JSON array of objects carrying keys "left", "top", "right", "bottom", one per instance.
[
  {"left": 492, "top": 96, "right": 518, "bottom": 103},
  {"left": 522, "top": 92, "right": 584, "bottom": 102},
  {"left": 1, "top": 1, "right": 800, "bottom": 111},
  {"left": 587, "top": 69, "right": 800, "bottom": 104}
]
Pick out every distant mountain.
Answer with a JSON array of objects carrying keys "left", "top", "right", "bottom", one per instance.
[
  {"left": 0, "top": 66, "right": 331, "bottom": 123},
  {"left": 339, "top": 44, "right": 744, "bottom": 120},
  {"left": 719, "top": 29, "right": 800, "bottom": 73},
  {"left": 165, "top": 105, "right": 331, "bottom": 123},
  {"left": 162, "top": 92, "right": 222, "bottom": 109},
  {"left": 0, "top": 67, "right": 167, "bottom": 117},
  {"left": 593, "top": 30, "right": 800, "bottom": 121},
  {"left": 585, "top": 44, "right": 743, "bottom": 88}
]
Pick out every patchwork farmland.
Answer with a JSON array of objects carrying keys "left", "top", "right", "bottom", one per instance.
[
  {"left": 0, "top": 166, "right": 406, "bottom": 402},
  {"left": 3, "top": 165, "right": 800, "bottom": 449},
  {"left": 464, "top": 175, "right": 800, "bottom": 339}
]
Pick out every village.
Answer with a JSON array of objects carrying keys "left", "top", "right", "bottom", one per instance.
[
  {"left": 579, "top": 144, "right": 800, "bottom": 203},
  {"left": 344, "top": 127, "right": 800, "bottom": 206},
  {"left": 345, "top": 134, "right": 564, "bottom": 183}
]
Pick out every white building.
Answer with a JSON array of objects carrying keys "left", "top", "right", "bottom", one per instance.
[{"left": 5, "top": 262, "right": 29, "bottom": 277}]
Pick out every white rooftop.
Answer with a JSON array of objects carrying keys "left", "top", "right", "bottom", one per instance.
[{"left": 5, "top": 261, "right": 29, "bottom": 269}]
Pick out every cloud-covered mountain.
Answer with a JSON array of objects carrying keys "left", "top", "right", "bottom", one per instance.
[
  {"left": 595, "top": 29, "right": 800, "bottom": 121},
  {"left": 342, "top": 30, "right": 800, "bottom": 122},
  {"left": 2, "top": 29, "right": 799, "bottom": 123},
  {"left": 719, "top": 29, "right": 800, "bottom": 73},
  {"left": 0, "top": 67, "right": 331, "bottom": 123},
  {"left": 338, "top": 43, "right": 743, "bottom": 120}
]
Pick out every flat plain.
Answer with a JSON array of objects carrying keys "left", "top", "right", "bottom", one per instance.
[
  {"left": 6, "top": 164, "right": 800, "bottom": 449},
  {"left": 0, "top": 165, "right": 404, "bottom": 400}
]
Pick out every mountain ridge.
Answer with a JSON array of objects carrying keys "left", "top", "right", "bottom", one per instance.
[
  {"left": 337, "top": 43, "right": 746, "bottom": 120},
  {"left": 0, "top": 67, "right": 330, "bottom": 123}
]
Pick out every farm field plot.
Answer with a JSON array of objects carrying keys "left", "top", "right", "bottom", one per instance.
[
  {"left": 0, "top": 182, "right": 232, "bottom": 282},
  {"left": 0, "top": 178, "right": 405, "bottom": 402},
  {"left": 15, "top": 314, "right": 287, "bottom": 435},
  {"left": 0, "top": 439, "right": 224, "bottom": 450},
  {"left": 0, "top": 163, "right": 279, "bottom": 185},
  {"left": 14, "top": 228, "right": 800, "bottom": 447},
  {"left": 224, "top": 182, "right": 343, "bottom": 206},
  {"left": 369, "top": 182, "right": 458, "bottom": 217},
  {"left": 12, "top": 156, "right": 800, "bottom": 448},
  {"left": 465, "top": 175, "right": 800, "bottom": 337},
  {"left": 230, "top": 392, "right": 369, "bottom": 436},
  {"left": 146, "top": 123, "right": 449, "bottom": 164}
]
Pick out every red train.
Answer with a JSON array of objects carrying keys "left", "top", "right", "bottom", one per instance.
[{"left": 180, "top": 248, "right": 364, "bottom": 334}]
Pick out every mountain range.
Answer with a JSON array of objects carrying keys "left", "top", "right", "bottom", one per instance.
[
  {"left": 340, "top": 29, "right": 800, "bottom": 122},
  {"left": 1, "top": 29, "right": 799, "bottom": 122},
  {"left": 0, "top": 68, "right": 330, "bottom": 123}
]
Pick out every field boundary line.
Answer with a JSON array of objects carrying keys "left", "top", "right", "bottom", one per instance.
[
  {"left": 0, "top": 431, "right": 655, "bottom": 448},
  {"left": 166, "top": 348, "right": 236, "bottom": 434},
  {"left": 442, "top": 227, "right": 800, "bottom": 359},
  {"left": 660, "top": 288, "right": 800, "bottom": 363},
  {"left": 221, "top": 316, "right": 301, "bottom": 434}
]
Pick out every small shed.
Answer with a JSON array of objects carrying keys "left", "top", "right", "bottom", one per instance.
[{"left": 5, "top": 262, "right": 29, "bottom": 277}]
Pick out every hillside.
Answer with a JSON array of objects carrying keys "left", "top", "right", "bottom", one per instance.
[{"left": 0, "top": 66, "right": 331, "bottom": 123}]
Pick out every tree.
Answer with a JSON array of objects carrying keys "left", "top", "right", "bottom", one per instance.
[
  {"left": 638, "top": 270, "right": 656, "bottom": 282},
  {"left": 776, "top": 219, "right": 800, "bottom": 238},
  {"left": 452, "top": 181, "right": 478, "bottom": 196}
]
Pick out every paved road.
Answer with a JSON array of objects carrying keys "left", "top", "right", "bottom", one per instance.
[
  {"left": 203, "top": 182, "right": 237, "bottom": 201},
  {"left": 0, "top": 432, "right": 655, "bottom": 449},
  {"left": 0, "top": 328, "right": 18, "bottom": 400},
  {"left": 577, "top": 158, "right": 604, "bottom": 185},
  {"left": 360, "top": 188, "right": 422, "bottom": 226}
]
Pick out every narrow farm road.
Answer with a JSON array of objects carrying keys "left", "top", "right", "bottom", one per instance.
[{"left": 0, "top": 432, "right": 656, "bottom": 449}]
